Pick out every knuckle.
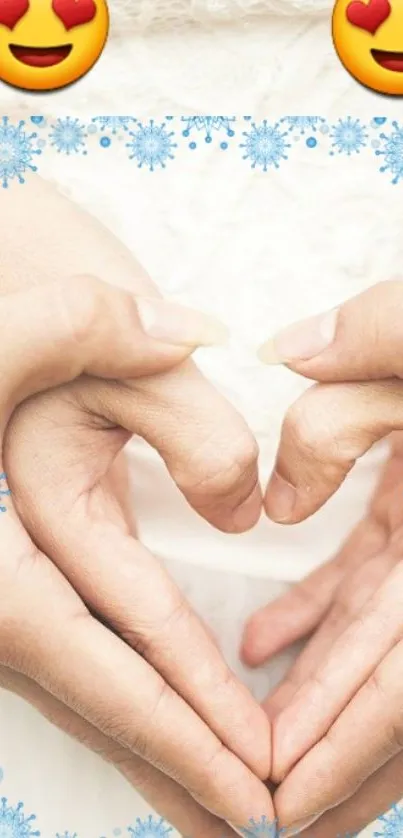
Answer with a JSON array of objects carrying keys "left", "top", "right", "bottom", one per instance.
[
  {"left": 284, "top": 386, "right": 363, "bottom": 467},
  {"left": 193, "top": 742, "right": 241, "bottom": 810},
  {"left": 186, "top": 430, "right": 259, "bottom": 501},
  {"left": 305, "top": 668, "right": 327, "bottom": 706},
  {"left": 352, "top": 666, "right": 403, "bottom": 757},
  {"left": 111, "top": 680, "right": 175, "bottom": 764},
  {"left": 294, "top": 579, "right": 324, "bottom": 613},
  {"left": 102, "top": 713, "right": 152, "bottom": 763},
  {"left": 58, "top": 274, "right": 101, "bottom": 348},
  {"left": 284, "top": 392, "right": 331, "bottom": 462},
  {"left": 367, "top": 667, "right": 389, "bottom": 705},
  {"left": 121, "top": 596, "right": 191, "bottom": 660},
  {"left": 149, "top": 678, "right": 172, "bottom": 723},
  {"left": 328, "top": 595, "right": 355, "bottom": 627},
  {"left": 108, "top": 748, "right": 156, "bottom": 794},
  {"left": 155, "top": 597, "right": 192, "bottom": 646},
  {"left": 320, "top": 728, "right": 362, "bottom": 802}
]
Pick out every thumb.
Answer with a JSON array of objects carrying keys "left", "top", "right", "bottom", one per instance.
[
  {"left": 0, "top": 275, "right": 227, "bottom": 427},
  {"left": 258, "top": 279, "right": 403, "bottom": 523},
  {"left": 264, "top": 379, "right": 403, "bottom": 524},
  {"left": 258, "top": 279, "right": 403, "bottom": 383}
]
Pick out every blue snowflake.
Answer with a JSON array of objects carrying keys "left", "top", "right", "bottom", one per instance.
[
  {"left": 128, "top": 816, "right": 172, "bottom": 838},
  {"left": 49, "top": 118, "right": 87, "bottom": 155},
  {"left": 240, "top": 120, "right": 290, "bottom": 171},
  {"left": 281, "top": 116, "right": 325, "bottom": 134},
  {"left": 238, "top": 816, "right": 277, "bottom": 838},
  {"left": 126, "top": 121, "right": 176, "bottom": 171},
  {"left": 376, "top": 121, "right": 403, "bottom": 184},
  {"left": 0, "top": 797, "right": 40, "bottom": 838},
  {"left": 181, "top": 116, "right": 236, "bottom": 144},
  {"left": 56, "top": 833, "right": 77, "bottom": 838},
  {"left": 91, "top": 117, "right": 136, "bottom": 135},
  {"left": 0, "top": 117, "right": 41, "bottom": 188},
  {"left": 330, "top": 117, "right": 368, "bottom": 156},
  {"left": 375, "top": 804, "right": 403, "bottom": 836},
  {"left": 0, "top": 473, "right": 11, "bottom": 514}
]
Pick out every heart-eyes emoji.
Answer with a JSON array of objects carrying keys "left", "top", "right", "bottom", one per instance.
[
  {"left": 332, "top": 0, "right": 403, "bottom": 94},
  {"left": 0, "top": 0, "right": 109, "bottom": 91}
]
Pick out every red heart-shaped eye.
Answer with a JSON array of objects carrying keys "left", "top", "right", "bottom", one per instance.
[
  {"left": 0, "top": 0, "right": 29, "bottom": 29},
  {"left": 52, "top": 0, "right": 97, "bottom": 30},
  {"left": 346, "top": 0, "right": 391, "bottom": 33}
]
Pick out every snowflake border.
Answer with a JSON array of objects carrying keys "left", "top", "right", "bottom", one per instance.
[
  {"left": 0, "top": 775, "right": 401, "bottom": 838},
  {"left": 0, "top": 115, "right": 400, "bottom": 185}
]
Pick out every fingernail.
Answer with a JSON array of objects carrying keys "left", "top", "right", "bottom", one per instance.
[
  {"left": 231, "top": 483, "right": 263, "bottom": 533},
  {"left": 266, "top": 471, "right": 296, "bottom": 523},
  {"left": 136, "top": 297, "right": 229, "bottom": 347},
  {"left": 280, "top": 815, "right": 321, "bottom": 836},
  {"left": 258, "top": 308, "right": 339, "bottom": 365}
]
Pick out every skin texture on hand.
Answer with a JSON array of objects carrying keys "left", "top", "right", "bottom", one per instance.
[
  {"left": 243, "top": 436, "right": 403, "bottom": 834},
  {"left": 0, "top": 455, "right": 236, "bottom": 838},
  {"left": 260, "top": 281, "right": 403, "bottom": 525},
  {"left": 0, "top": 176, "right": 274, "bottom": 833},
  {"left": 0, "top": 176, "right": 262, "bottom": 534},
  {"left": 242, "top": 281, "right": 403, "bottom": 834}
]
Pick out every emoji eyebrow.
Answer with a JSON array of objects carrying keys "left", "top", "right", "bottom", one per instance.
[{"left": 0, "top": 0, "right": 29, "bottom": 30}]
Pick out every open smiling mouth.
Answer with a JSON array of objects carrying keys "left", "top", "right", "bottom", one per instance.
[
  {"left": 9, "top": 44, "right": 72, "bottom": 68},
  {"left": 371, "top": 49, "right": 403, "bottom": 72}
]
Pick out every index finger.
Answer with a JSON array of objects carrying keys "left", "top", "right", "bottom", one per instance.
[
  {"left": 272, "top": 561, "right": 403, "bottom": 784},
  {"left": 7, "top": 404, "right": 271, "bottom": 780},
  {"left": 2, "top": 540, "right": 275, "bottom": 828},
  {"left": 304, "top": 753, "right": 403, "bottom": 838},
  {"left": 274, "top": 639, "right": 403, "bottom": 833},
  {"left": 0, "top": 175, "right": 261, "bottom": 535}
]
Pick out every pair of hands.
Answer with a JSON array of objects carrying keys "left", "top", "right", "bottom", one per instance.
[{"left": 1, "top": 176, "right": 403, "bottom": 837}]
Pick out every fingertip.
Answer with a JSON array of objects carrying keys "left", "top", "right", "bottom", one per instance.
[
  {"left": 200, "top": 479, "right": 263, "bottom": 534},
  {"left": 240, "top": 613, "right": 274, "bottom": 668},
  {"left": 264, "top": 471, "right": 300, "bottom": 524},
  {"left": 262, "top": 684, "right": 295, "bottom": 720},
  {"left": 239, "top": 638, "right": 263, "bottom": 669},
  {"left": 264, "top": 479, "right": 325, "bottom": 525},
  {"left": 229, "top": 482, "right": 263, "bottom": 533}
]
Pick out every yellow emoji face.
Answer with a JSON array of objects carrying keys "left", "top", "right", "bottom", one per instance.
[
  {"left": 333, "top": 0, "right": 403, "bottom": 95},
  {"left": 0, "top": 0, "right": 109, "bottom": 91}
]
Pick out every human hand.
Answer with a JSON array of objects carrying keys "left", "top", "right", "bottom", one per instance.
[
  {"left": 243, "top": 433, "right": 403, "bottom": 835},
  {"left": 0, "top": 176, "right": 273, "bottom": 833},
  {"left": 243, "top": 280, "right": 403, "bottom": 833},
  {"left": 0, "top": 274, "right": 249, "bottom": 837}
]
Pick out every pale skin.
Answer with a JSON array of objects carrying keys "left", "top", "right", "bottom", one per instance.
[
  {"left": 3, "top": 175, "right": 403, "bottom": 836},
  {"left": 243, "top": 282, "right": 403, "bottom": 834},
  {"left": 0, "top": 176, "right": 273, "bottom": 836}
]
